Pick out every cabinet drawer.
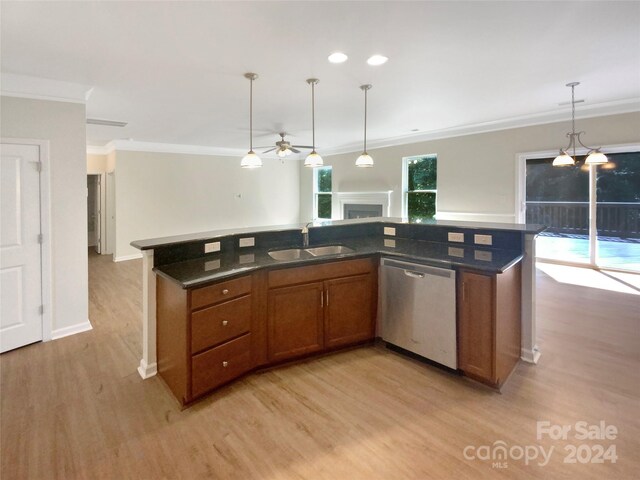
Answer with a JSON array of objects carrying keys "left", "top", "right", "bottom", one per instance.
[
  {"left": 268, "top": 257, "right": 374, "bottom": 288},
  {"left": 191, "top": 275, "right": 252, "bottom": 310},
  {"left": 191, "top": 334, "right": 252, "bottom": 398},
  {"left": 191, "top": 295, "right": 251, "bottom": 353}
]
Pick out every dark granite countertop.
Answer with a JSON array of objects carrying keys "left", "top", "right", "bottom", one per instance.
[
  {"left": 154, "top": 236, "right": 523, "bottom": 289},
  {"left": 133, "top": 217, "right": 545, "bottom": 250}
]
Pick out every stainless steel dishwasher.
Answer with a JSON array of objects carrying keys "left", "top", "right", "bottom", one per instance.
[{"left": 379, "top": 258, "right": 457, "bottom": 369}]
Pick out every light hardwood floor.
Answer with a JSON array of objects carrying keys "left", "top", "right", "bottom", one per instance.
[{"left": 1, "top": 252, "right": 639, "bottom": 479}]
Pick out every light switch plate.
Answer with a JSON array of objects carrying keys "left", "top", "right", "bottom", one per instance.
[
  {"left": 474, "top": 234, "right": 493, "bottom": 246},
  {"left": 384, "top": 227, "right": 396, "bottom": 236},
  {"left": 204, "top": 241, "right": 220, "bottom": 253},
  {"left": 448, "top": 232, "right": 464, "bottom": 243},
  {"left": 474, "top": 250, "right": 493, "bottom": 262},
  {"left": 239, "top": 237, "right": 255, "bottom": 248}
]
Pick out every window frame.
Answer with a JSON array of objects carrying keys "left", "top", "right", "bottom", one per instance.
[
  {"left": 402, "top": 154, "right": 438, "bottom": 221},
  {"left": 313, "top": 165, "right": 333, "bottom": 220}
]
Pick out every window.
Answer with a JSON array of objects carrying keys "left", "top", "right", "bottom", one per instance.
[
  {"left": 314, "top": 166, "right": 332, "bottom": 219},
  {"left": 403, "top": 155, "right": 437, "bottom": 222}
]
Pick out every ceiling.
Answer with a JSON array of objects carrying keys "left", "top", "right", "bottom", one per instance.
[{"left": 2, "top": 1, "right": 639, "bottom": 155}]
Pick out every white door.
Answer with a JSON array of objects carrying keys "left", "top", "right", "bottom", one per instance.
[{"left": 1, "top": 143, "right": 43, "bottom": 352}]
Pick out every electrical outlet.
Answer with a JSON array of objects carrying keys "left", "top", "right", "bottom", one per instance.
[
  {"left": 448, "top": 232, "right": 464, "bottom": 243},
  {"left": 474, "top": 234, "right": 493, "bottom": 246},
  {"left": 204, "top": 241, "right": 220, "bottom": 253},
  {"left": 384, "top": 227, "right": 396, "bottom": 236},
  {"left": 239, "top": 237, "right": 255, "bottom": 248},
  {"left": 474, "top": 250, "right": 493, "bottom": 262}
]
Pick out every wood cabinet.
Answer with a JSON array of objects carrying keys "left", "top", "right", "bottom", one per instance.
[
  {"left": 156, "top": 274, "right": 255, "bottom": 405},
  {"left": 267, "top": 258, "right": 377, "bottom": 363},
  {"left": 457, "top": 262, "right": 521, "bottom": 388}
]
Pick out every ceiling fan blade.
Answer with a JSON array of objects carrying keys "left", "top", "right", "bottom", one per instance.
[
  {"left": 290, "top": 147, "right": 301, "bottom": 153},
  {"left": 262, "top": 147, "right": 277, "bottom": 153}
]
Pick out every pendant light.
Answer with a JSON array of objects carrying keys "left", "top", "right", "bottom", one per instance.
[
  {"left": 240, "top": 73, "right": 262, "bottom": 168},
  {"left": 304, "top": 78, "right": 323, "bottom": 167},
  {"left": 356, "top": 84, "right": 374, "bottom": 167},
  {"left": 553, "top": 82, "right": 607, "bottom": 167}
]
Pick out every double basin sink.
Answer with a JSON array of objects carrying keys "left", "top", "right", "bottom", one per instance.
[{"left": 268, "top": 245, "right": 354, "bottom": 261}]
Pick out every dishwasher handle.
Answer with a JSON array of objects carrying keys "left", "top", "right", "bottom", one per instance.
[{"left": 403, "top": 270, "right": 425, "bottom": 279}]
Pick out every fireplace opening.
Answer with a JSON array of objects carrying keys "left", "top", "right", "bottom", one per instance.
[{"left": 344, "top": 203, "right": 383, "bottom": 219}]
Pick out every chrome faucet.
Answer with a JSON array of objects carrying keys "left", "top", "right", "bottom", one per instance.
[{"left": 301, "top": 221, "right": 314, "bottom": 248}]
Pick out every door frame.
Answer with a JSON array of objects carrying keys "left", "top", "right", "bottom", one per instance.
[
  {"left": 515, "top": 142, "right": 640, "bottom": 271},
  {"left": 1, "top": 137, "right": 53, "bottom": 342},
  {"left": 87, "top": 173, "right": 106, "bottom": 254}
]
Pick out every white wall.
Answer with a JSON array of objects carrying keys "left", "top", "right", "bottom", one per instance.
[
  {"left": 300, "top": 112, "right": 640, "bottom": 222},
  {"left": 114, "top": 150, "right": 300, "bottom": 260},
  {"left": 1, "top": 96, "right": 89, "bottom": 334}
]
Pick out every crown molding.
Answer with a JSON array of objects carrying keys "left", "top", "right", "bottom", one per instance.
[
  {"left": 321, "top": 97, "right": 640, "bottom": 156},
  {"left": 86, "top": 139, "right": 246, "bottom": 157},
  {"left": 1, "top": 72, "right": 93, "bottom": 104},
  {"left": 85, "top": 97, "right": 640, "bottom": 158}
]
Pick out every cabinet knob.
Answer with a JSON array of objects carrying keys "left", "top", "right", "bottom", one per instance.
[
  {"left": 222, "top": 361, "right": 229, "bottom": 368},
  {"left": 222, "top": 289, "right": 229, "bottom": 295},
  {"left": 222, "top": 320, "right": 228, "bottom": 326}
]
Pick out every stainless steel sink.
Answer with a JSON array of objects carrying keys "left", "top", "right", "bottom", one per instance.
[
  {"left": 267, "top": 248, "right": 310, "bottom": 261},
  {"left": 306, "top": 245, "right": 354, "bottom": 257},
  {"left": 268, "top": 245, "right": 354, "bottom": 260}
]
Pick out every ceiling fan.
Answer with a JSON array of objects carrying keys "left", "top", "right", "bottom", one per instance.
[{"left": 259, "top": 132, "right": 313, "bottom": 158}]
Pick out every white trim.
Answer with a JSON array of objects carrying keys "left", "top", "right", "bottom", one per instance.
[
  {"left": 2, "top": 138, "right": 53, "bottom": 342},
  {"left": 51, "top": 320, "right": 93, "bottom": 340},
  {"left": 335, "top": 191, "right": 392, "bottom": 220},
  {"left": 521, "top": 347, "right": 541, "bottom": 364},
  {"left": 1, "top": 73, "right": 92, "bottom": 105},
  {"left": 86, "top": 144, "right": 113, "bottom": 155},
  {"left": 137, "top": 359, "right": 158, "bottom": 379},
  {"left": 321, "top": 98, "right": 640, "bottom": 156},
  {"left": 114, "top": 253, "right": 143, "bottom": 262},
  {"left": 435, "top": 211, "right": 516, "bottom": 223},
  {"left": 139, "top": 250, "right": 157, "bottom": 379},
  {"left": 110, "top": 139, "right": 244, "bottom": 157}
]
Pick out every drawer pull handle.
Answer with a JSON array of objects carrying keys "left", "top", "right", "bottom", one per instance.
[
  {"left": 222, "top": 289, "right": 229, "bottom": 295},
  {"left": 222, "top": 320, "right": 228, "bottom": 326},
  {"left": 222, "top": 361, "right": 229, "bottom": 368}
]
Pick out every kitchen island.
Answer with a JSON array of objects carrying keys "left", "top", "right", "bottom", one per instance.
[{"left": 132, "top": 218, "right": 544, "bottom": 405}]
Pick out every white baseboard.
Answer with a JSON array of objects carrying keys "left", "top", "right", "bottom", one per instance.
[
  {"left": 138, "top": 359, "right": 157, "bottom": 379},
  {"left": 51, "top": 320, "right": 93, "bottom": 340},
  {"left": 114, "top": 253, "right": 143, "bottom": 262},
  {"left": 521, "top": 346, "right": 541, "bottom": 364}
]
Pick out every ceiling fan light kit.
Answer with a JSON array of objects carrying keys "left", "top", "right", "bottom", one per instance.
[
  {"left": 304, "top": 78, "right": 323, "bottom": 168},
  {"left": 356, "top": 84, "right": 374, "bottom": 168},
  {"left": 552, "top": 82, "right": 607, "bottom": 167},
  {"left": 240, "top": 73, "right": 263, "bottom": 169}
]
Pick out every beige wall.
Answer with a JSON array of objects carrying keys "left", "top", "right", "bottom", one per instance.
[
  {"left": 1, "top": 96, "right": 88, "bottom": 333},
  {"left": 300, "top": 112, "right": 640, "bottom": 222},
  {"left": 114, "top": 150, "right": 300, "bottom": 259},
  {"left": 87, "top": 153, "right": 107, "bottom": 174}
]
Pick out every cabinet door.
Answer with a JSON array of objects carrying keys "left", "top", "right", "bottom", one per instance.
[
  {"left": 268, "top": 282, "right": 324, "bottom": 362},
  {"left": 324, "top": 274, "right": 375, "bottom": 349},
  {"left": 458, "top": 271, "right": 495, "bottom": 382}
]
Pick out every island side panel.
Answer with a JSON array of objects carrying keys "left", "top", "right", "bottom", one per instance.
[
  {"left": 521, "top": 233, "right": 540, "bottom": 363},
  {"left": 138, "top": 249, "right": 158, "bottom": 378}
]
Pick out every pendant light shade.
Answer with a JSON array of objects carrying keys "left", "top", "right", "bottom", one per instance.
[
  {"left": 305, "top": 78, "right": 323, "bottom": 168},
  {"left": 553, "top": 82, "right": 607, "bottom": 168},
  {"left": 241, "top": 73, "right": 262, "bottom": 169},
  {"left": 356, "top": 84, "right": 373, "bottom": 168}
]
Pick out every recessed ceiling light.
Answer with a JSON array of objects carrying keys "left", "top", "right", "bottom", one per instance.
[
  {"left": 328, "top": 52, "right": 348, "bottom": 64},
  {"left": 367, "top": 55, "right": 388, "bottom": 66}
]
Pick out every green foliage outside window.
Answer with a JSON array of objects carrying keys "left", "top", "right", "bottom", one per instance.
[
  {"left": 316, "top": 166, "right": 332, "bottom": 218},
  {"left": 407, "top": 156, "right": 437, "bottom": 222}
]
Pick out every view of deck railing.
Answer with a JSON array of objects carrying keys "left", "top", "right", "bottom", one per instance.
[{"left": 526, "top": 202, "right": 640, "bottom": 239}]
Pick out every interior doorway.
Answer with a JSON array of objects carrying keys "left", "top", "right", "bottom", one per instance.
[{"left": 87, "top": 174, "right": 105, "bottom": 254}]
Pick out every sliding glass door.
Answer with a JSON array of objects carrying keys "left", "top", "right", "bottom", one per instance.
[{"left": 525, "top": 150, "right": 639, "bottom": 272}]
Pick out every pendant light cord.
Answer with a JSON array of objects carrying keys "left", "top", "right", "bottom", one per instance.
[
  {"left": 363, "top": 87, "right": 367, "bottom": 153},
  {"left": 249, "top": 77, "right": 253, "bottom": 151},
  {"left": 571, "top": 83, "right": 576, "bottom": 158},
  {"left": 312, "top": 81, "right": 316, "bottom": 150}
]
